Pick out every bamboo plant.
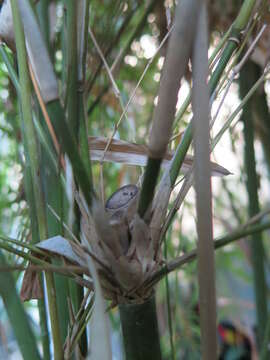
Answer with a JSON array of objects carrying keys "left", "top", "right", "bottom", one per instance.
[{"left": 0, "top": 0, "right": 269, "bottom": 359}]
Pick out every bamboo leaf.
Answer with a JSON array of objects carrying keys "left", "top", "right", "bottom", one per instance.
[
  {"left": 17, "top": 0, "right": 58, "bottom": 102},
  {"left": 36, "top": 236, "right": 87, "bottom": 268},
  {"left": 0, "top": 250, "right": 42, "bottom": 359}
]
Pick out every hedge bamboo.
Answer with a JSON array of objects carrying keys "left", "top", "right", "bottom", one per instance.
[
  {"left": 10, "top": 1, "right": 63, "bottom": 358},
  {"left": 37, "top": 1, "right": 70, "bottom": 346},
  {"left": 169, "top": 0, "right": 256, "bottom": 188},
  {"left": 240, "top": 60, "right": 268, "bottom": 349},
  {"left": 192, "top": 3, "right": 217, "bottom": 357},
  {"left": 138, "top": 0, "right": 199, "bottom": 218},
  {"left": 0, "top": 250, "right": 41, "bottom": 359},
  {"left": 67, "top": 0, "right": 89, "bottom": 354},
  {"left": 119, "top": 296, "right": 162, "bottom": 360}
]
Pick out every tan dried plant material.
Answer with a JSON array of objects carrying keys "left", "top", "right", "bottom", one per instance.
[
  {"left": 73, "top": 186, "right": 160, "bottom": 303},
  {"left": 20, "top": 266, "right": 42, "bottom": 301},
  {"left": 89, "top": 136, "right": 230, "bottom": 177}
]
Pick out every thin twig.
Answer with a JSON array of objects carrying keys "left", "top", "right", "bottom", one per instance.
[
  {"left": 88, "top": 27, "right": 121, "bottom": 98},
  {"left": 114, "top": 24, "right": 174, "bottom": 142},
  {"left": 47, "top": 205, "right": 80, "bottom": 244}
]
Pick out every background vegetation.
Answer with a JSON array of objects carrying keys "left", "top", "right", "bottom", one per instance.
[{"left": 0, "top": 0, "right": 270, "bottom": 359}]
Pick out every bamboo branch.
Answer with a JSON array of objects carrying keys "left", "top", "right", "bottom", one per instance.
[
  {"left": 138, "top": 0, "right": 200, "bottom": 218},
  {"left": 148, "top": 219, "right": 270, "bottom": 288}
]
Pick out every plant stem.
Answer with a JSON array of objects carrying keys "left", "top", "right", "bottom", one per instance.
[
  {"left": 138, "top": 0, "right": 199, "bottom": 218},
  {"left": 169, "top": 0, "right": 257, "bottom": 188},
  {"left": 119, "top": 295, "right": 162, "bottom": 360},
  {"left": 138, "top": 158, "right": 161, "bottom": 218},
  {"left": 0, "top": 250, "right": 41, "bottom": 360},
  {"left": 164, "top": 239, "right": 175, "bottom": 360},
  {"left": 192, "top": 4, "right": 217, "bottom": 358},
  {"left": 252, "top": 63, "right": 270, "bottom": 175},
  {"left": 149, "top": 220, "right": 270, "bottom": 287},
  {"left": 66, "top": 1, "right": 90, "bottom": 354},
  {"left": 10, "top": 2, "right": 63, "bottom": 358},
  {"left": 239, "top": 60, "right": 268, "bottom": 349},
  {"left": 47, "top": 100, "right": 95, "bottom": 207}
]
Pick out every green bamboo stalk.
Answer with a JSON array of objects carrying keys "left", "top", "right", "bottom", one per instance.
[
  {"left": 8, "top": 5, "right": 51, "bottom": 359},
  {"left": 0, "top": 250, "right": 41, "bottom": 359},
  {"left": 239, "top": 60, "right": 268, "bottom": 349},
  {"left": 21, "top": 126, "right": 51, "bottom": 360},
  {"left": 169, "top": 0, "right": 256, "bottom": 188},
  {"left": 119, "top": 296, "right": 162, "bottom": 360},
  {"left": 47, "top": 100, "right": 95, "bottom": 207},
  {"left": 252, "top": 63, "right": 270, "bottom": 174},
  {"left": 66, "top": 0, "right": 79, "bottom": 134},
  {"left": 10, "top": 1, "right": 47, "bottom": 239},
  {"left": 76, "top": 1, "right": 91, "bottom": 354},
  {"left": 65, "top": 1, "right": 89, "bottom": 355},
  {"left": 138, "top": 158, "right": 162, "bottom": 217},
  {"left": 36, "top": 1, "right": 71, "bottom": 346},
  {"left": 138, "top": 0, "right": 200, "bottom": 219},
  {"left": 10, "top": 2, "right": 63, "bottom": 358},
  {"left": 17, "top": 0, "right": 95, "bottom": 210},
  {"left": 141, "top": 0, "right": 257, "bottom": 220},
  {"left": 261, "top": 315, "right": 270, "bottom": 360},
  {"left": 78, "top": 0, "right": 92, "bottom": 177}
]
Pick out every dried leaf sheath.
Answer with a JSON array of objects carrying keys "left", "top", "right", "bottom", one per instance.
[{"left": 88, "top": 136, "right": 230, "bottom": 176}]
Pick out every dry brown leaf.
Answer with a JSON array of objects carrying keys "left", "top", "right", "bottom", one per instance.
[
  {"left": 89, "top": 136, "right": 230, "bottom": 176},
  {"left": 20, "top": 265, "right": 42, "bottom": 301},
  {"left": 109, "top": 219, "right": 130, "bottom": 255},
  {"left": 75, "top": 191, "right": 107, "bottom": 263},
  {"left": 92, "top": 200, "right": 123, "bottom": 258},
  {"left": 150, "top": 174, "right": 172, "bottom": 251},
  {"left": 113, "top": 256, "right": 143, "bottom": 291},
  {"left": 129, "top": 214, "right": 152, "bottom": 270}
]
